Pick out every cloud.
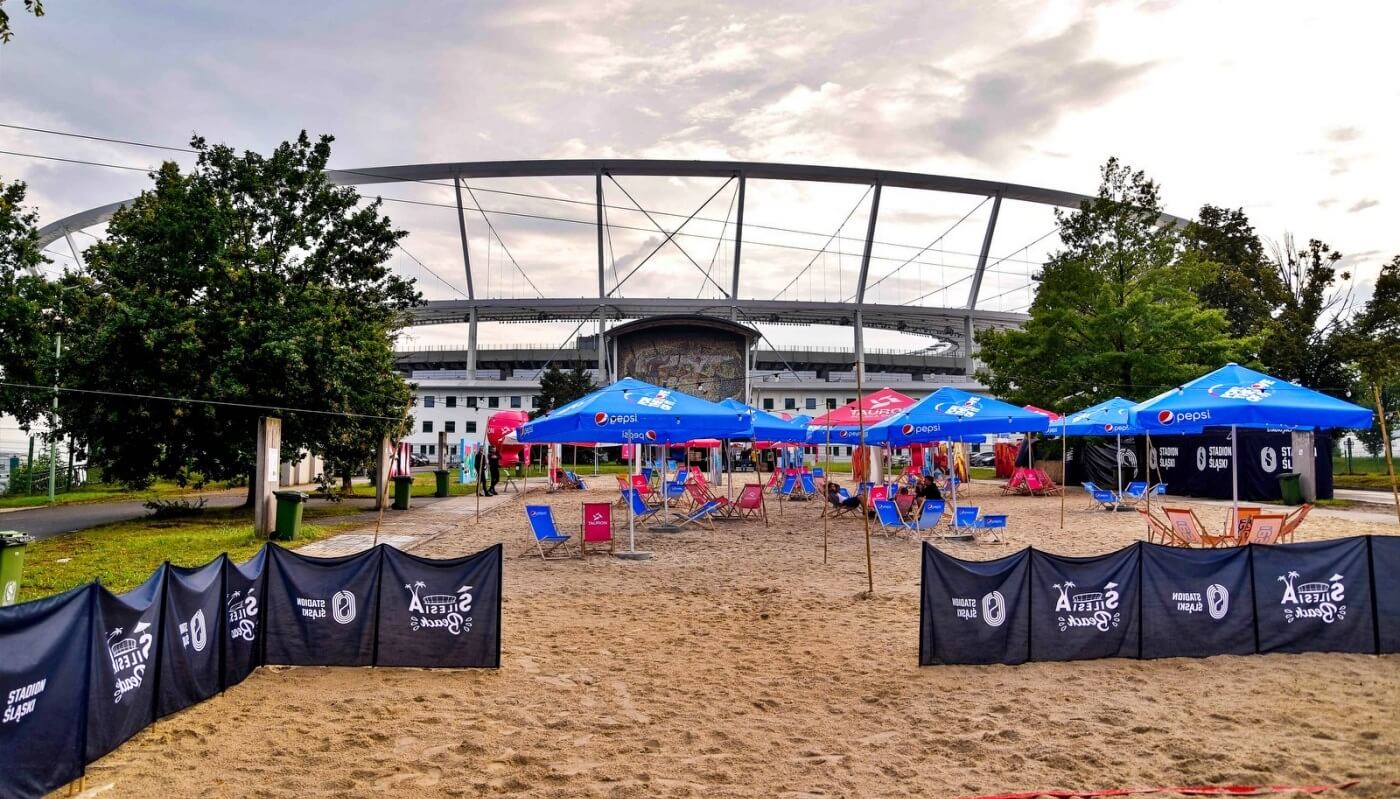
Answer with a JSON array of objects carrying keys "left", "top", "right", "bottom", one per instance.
[
  {"left": 1327, "top": 127, "right": 1362, "bottom": 142},
  {"left": 1347, "top": 198, "right": 1379, "bottom": 213}
]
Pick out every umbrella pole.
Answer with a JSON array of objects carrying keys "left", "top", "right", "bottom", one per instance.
[
  {"left": 1374, "top": 384, "right": 1400, "bottom": 526},
  {"left": 823, "top": 421, "right": 831, "bottom": 565},
  {"left": 1116, "top": 434, "right": 1122, "bottom": 494},
  {"left": 1230, "top": 425, "right": 1239, "bottom": 524},
  {"left": 856, "top": 365, "right": 873, "bottom": 595},
  {"left": 1060, "top": 420, "right": 1066, "bottom": 529}
]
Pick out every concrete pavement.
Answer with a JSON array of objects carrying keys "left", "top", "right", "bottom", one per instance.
[{"left": 0, "top": 491, "right": 250, "bottom": 540}]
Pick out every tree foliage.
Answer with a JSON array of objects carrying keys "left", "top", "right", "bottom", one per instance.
[
  {"left": 1185, "top": 204, "right": 1286, "bottom": 342},
  {"left": 1341, "top": 255, "right": 1400, "bottom": 454},
  {"left": 532, "top": 362, "right": 596, "bottom": 419},
  {"left": 0, "top": 176, "right": 60, "bottom": 429},
  {"left": 1256, "top": 236, "right": 1353, "bottom": 396},
  {"left": 975, "top": 158, "right": 1241, "bottom": 409},
  {"left": 0, "top": 0, "right": 43, "bottom": 43},
  {"left": 57, "top": 132, "right": 421, "bottom": 488}
]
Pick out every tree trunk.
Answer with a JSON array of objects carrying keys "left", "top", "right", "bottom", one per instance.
[
  {"left": 340, "top": 469, "right": 353, "bottom": 496},
  {"left": 242, "top": 466, "right": 256, "bottom": 508}
]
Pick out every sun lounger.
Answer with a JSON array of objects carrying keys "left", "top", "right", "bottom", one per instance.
[
  {"left": 1081, "top": 482, "right": 1105, "bottom": 509},
  {"left": 580, "top": 501, "right": 614, "bottom": 556},
  {"left": 912, "top": 499, "right": 946, "bottom": 536},
  {"left": 524, "top": 505, "right": 577, "bottom": 560},
  {"left": 1092, "top": 489, "right": 1120, "bottom": 511},
  {"left": 621, "top": 488, "right": 661, "bottom": 525}
]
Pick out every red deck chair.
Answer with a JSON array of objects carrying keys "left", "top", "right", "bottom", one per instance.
[
  {"left": 581, "top": 501, "right": 614, "bottom": 556},
  {"left": 734, "top": 483, "right": 768, "bottom": 527}
]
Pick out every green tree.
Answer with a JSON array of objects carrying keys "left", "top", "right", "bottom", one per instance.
[
  {"left": 0, "top": 0, "right": 43, "bottom": 43},
  {"left": 1256, "top": 236, "right": 1354, "bottom": 395},
  {"left": 1341, "top": 255, "right": 1400, "bottom": 457},
  {"left": 0, "top": 176, "right": 60, "bottom": 429},
  {"left": 975, "top": 158, "right": 1242, "bottom": 408},
  {"left": 532, "top": 362, "right": 596, "bottom": 419},
  {"left": 58, "top": 132, "right": 421, "bottom": 492},
  {"left": 1185, "top": 204, "right": 1286, "bottom": 341}
]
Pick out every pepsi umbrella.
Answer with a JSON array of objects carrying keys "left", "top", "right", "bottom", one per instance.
[
  {"left": 1056, "top": 397, "right": 1143, "bottom": 495},
  {"left": 865, "top": 386, "right": 1051, "bottom": 446},
  {"left": 717, "top": 398, "right": 809, "bottom": 443},
  {"left": 518, "top": 378, "right": 749, "bottom": 554},
  {"left": 1131, "top": 363, "right": 1373, "bottom": 516}
]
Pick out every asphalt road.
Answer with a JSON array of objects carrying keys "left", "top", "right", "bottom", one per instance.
[{"left": 0, "top": 493, "right": 249, "bottom": 541}]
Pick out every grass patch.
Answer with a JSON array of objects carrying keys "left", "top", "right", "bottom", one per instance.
[
  {"left": 14, "top": 503, "right": 361, "bottom": 603},
  {"left": 0, "top": 480, "right": 236, "bottom": 510},
  {"left": 1333, "top": 474, "right": 1398, "bottom": 492}
]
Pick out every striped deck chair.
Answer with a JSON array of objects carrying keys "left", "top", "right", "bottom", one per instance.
[
  {"left": 1137, "top": 507, "right": 1178, "bottom": 545},
  {"left": 1162, "top": 506, "right": 1230, "bottom": 548}
]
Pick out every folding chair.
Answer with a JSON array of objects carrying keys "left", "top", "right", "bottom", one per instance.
[
  {"left": 1162, "top": 506, "right": 1228, "bottom": 548},
  {"left": 873, "top": 499, "right": 912, "bottom": 536},
  {"left": 734, "top": 483, "right": 769, "bottom": 526},
  {"left": 1092, "top": 489, "right": 1120, "bottom": 511},
  {"left": 523, "top": 505, "right": 577, "bottom": 560},
  {"left": 1081, "top": 482, "right": 1105, "bottom": 509},
  {"left": 912, "top": 499, "right": 946, "bottom": 537},
  {"left": 621, "top": 488, "right": 661, "bottom": 525},
  {"left": 564, "top": 470, "right": 587, "bottom": 490},
  {"left": 1280, "top": 504, "right": 1311, "bottom": 543},
  {"left": 1118, "top": 481, "right": 1149, "bottom": 507},
  {"left": 1224, "top": 506, "right": 1262, "bottom": 545},
  {"left": 894, "top": 491, "right": 915, "bottom": 520},
  {"left": 631, "top": 474, "right": 660, "bottom": 508},
  {"left": 1137, "top": 508, "right": 1177, "bottom": 545},
  {"left": 1245, "top": 513, "right": 1286, "bottom": 546},
  {"left": 580, "top": 501, "right": 614, "bottom": 556},
  {"left": 1001, "top": 468, "right": 1028, "bottom": 495},
  {"left": 1031, "top": 468, "right": 1063, "bottom": 496},
  {"left": 812, "top": 467, "right": 825, "bottom": 479},
  {"left": 798, "top": 472, "right": 819, "bottom": 501},
  {"left": 974, "top": 513, "right": 1008, "bottom": 543},
  {"left": 823, "top": 486, "right": 858, "bottom": 519},
  {"left": 867, "top": 484, "right": 889, "bottom": 503},
  {"left": 777, "top": 474, "right": 798, "bottom": 499},
  {"left": 675, "top": 499, "right": 722, "bottom": 530},
  {"left": 684, "top": 479, "right": 715, "bottom": 511}
]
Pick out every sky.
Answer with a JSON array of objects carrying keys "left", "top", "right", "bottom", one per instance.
[{"left": 0, "top": 0, "right": 1395, "bottom": 393}]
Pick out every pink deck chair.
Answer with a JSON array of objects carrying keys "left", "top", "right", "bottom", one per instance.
[{"left": 581, "top": 501, "right": 614, "bottom": 556}]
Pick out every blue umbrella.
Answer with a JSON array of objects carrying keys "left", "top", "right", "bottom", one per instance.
[
  {"left": 716, "top": 398, "right": 809, "bottom": 442},
  {"left": 865, "top": 386, "right": 1051, "bottom": 446},
  {"left": 1131, "top": 363, "right": 1373, "bottom": 516},
  {"left": 518, "top": 378, "right": 748, "bottom": 553}
]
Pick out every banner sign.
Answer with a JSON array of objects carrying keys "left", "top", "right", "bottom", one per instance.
[
  {"left": 920, "top": 546, "right": 1030, "bottom": 666},
  {"left": 157, "top": 559, "right": 224, "bottom": 718},
  {"left": 375, "top": 544, "right": 502, "bottom": 668},
  {"left": 1251, "top": 537, "right": 1374, "bottom": 655},
  {"left": 0, "top": 585, "right": 92, "bottom": 799},
  {"left": 1373, "top": 536, "right": 1400, "bottom": 654},
  {"left": 921, "top": 536, "right": 1393, "bottom": 666},
  {"left": 222, "top": 548, "right": 266, "bottom": 689},
  {"left": 1145, "top": 429, "right": 1333, "bottom": 501},
  {"left": 1030, "top": 547, "right": 1140, "bottom": 662},
  {"left": 0, "top": 542, "right": 502, "bottom": 798},
  {"left": 264, "top": 546, "right": 380, "bottom": 667},
  {"left": 1139, "top": 544, "right": 1254, "bottom": 659},
  {"left": 87, "top": 567, "right": 166, "bottom": 762}
]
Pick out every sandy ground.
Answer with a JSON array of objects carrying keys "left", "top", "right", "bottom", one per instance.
[{"left": 73, "top": 481, "right": 1400, "bottom": 798}]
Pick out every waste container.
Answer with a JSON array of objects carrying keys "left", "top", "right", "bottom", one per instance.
[
  {"left": 433, "top": 469, "right": 451, "bottom": 498},
  {"left": 273, "top": 491, "right": 309, "bottom": 540},
  {"left": 0, "top": 531, "right": 33, "bottom": 606},
  {"left": 1278, "top": 472, "right": 1303, "bottom": 505},
  {"left": 392, "top": 475, "right": 415, "bottom": 510}
]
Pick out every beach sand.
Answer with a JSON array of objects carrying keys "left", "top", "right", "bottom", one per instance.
[{"left": 72, "top": 481, "right": 1400, "bottom": 798}]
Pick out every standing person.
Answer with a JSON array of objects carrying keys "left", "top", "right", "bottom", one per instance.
[
  {"left": 487, "top": 446, "right": 501, "bottom": 496},
  {"left": 472, "top": 445, "right": 487, "bottom": 496}
]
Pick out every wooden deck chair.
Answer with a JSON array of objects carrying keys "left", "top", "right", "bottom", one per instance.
[
  {"left": 1245, "top": 513, "right": 1286, "bottom": 546},
  {"left": 630, "top": 474, "right": 660, "bottom": 507},
  {"left": 523, "top": 505, "right": 577, "bottom": 560},
  {"left": 564, "top": 470, "right": 587, "bottom": 490},
  {"left": 1001, "top": 468, "right": 1028, "bottom": 495},
  {"left": 1137, "top": 508, "right": 1180, "bottom": 545},
  {"left": 1081, "top": 482, "right": 1105, "bottom": 509},
  {"left": 777, "top": 473, "right": 799, "bottom": 500},
  {"left": 677, "top": 499, "right": 722, "bottom": 530},
  {"left": 1225, "top": 506, "right": 1262, "bottom": 544},
  {"left": 868, "top": 484, "right": 889, "bottom": 503},
  {"left": 1280, "top": 503, "right": 1311, "bottom": 543},
  {"left": 734, "top": 483, "right": 768, "bottom": 526},
  {"left": 1161, "top": 506, "right": 1229, "bottom": 548},
  {"left": 823, "top": 486, "right": 859, "bottom": 520},
  {"left": 873, "top": 499, "right": 912, "bottom": 537},
  {"left": 580, "top": 501, "right": 614, "bottom": 556}
]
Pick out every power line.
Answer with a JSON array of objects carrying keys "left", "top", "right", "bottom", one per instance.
[{"left": 0, "top": 380, "right": 405, "bottom": 421}]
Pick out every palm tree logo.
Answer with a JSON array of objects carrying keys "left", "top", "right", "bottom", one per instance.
[
  {"left": 406, "top": 580, "right": 427, "bottom": 614},
  {"left": 1278, "top": 571, "right": 1299, "bottom": 605},
  {"left": 1053, "top": 581, "right": 1076, "bottom": 612}
]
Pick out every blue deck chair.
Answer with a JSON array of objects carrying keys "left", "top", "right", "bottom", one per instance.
[
  {"left": 813, "top": 467, "right": 825, "bottom": 479},
  {"left": 778, "top": 474, "right": 798, "bottom": 499},
  {"left": 1118, "top": 481, "right": 1149, "bottom": 506},
  {"left": 873, "top": 499, "right": 912, "bottom": 536},
  {"left": 622, "top": 488, "right": 660, "bottom": 525},
  {"left": 797, "top": 472, "right": 819, "bottom": 500},
  {"left": 913, "top": 499, "right": 946, "bottom": 534},
  {"left": 1092, "top": 489, "right": 1120, "bottom": 511},
  {"left": 524, "top": 505, "right": 576, "bottom": 560},
  {"left": 641, "top": 467, "right": 654, "bottom": 483},
  {"left": 677, "top": 499, "right": 723, "bottom": 529},
  {"left": 952, "top": 505, "right": 981, "bottom": 532},
  {"left": 974, "top": 513, "right": 1008, "bottom": 542},
  {"left": 563, "top": 470, "right": 586, "bottom": 490},
  {"left": 1081, "top": 482, "right": 1104, "bottom": 508}
]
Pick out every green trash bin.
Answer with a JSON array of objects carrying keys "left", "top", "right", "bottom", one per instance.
[
  {"left": 0, "top": 531, "right": 33, "bottom": 606},
  {"left": 1278, "top": 472, "right": 1303, "bottom": 505},
  {"left": 433, "top": 469, "right": 451, "bottom": 498},
  {"left": 392, "top": 475, "right": 415, "bottom": 510},
  {"left": 273, "top": 491, "right": 309, "bottom": 540}
]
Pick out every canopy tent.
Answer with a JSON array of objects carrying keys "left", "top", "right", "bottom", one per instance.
[
  {"left": 1131, "top": 363, "right": 1373, "bottom": 517},
  {"left": 865, "top": 387, "right": 1051, "bottom": 446},
  {"left": 803, "top": 388, "right": 916, "bottom": 444},
  {"left": 518, "top": 377, "right": 749, "bottom": 555},
  {"left": 1053, "top": 397, "right": 1143, "bottom": 495}
]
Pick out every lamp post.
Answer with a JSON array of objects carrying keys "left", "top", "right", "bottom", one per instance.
[{"left": 42, "top": 297, "right": 63, "bottom": 503}]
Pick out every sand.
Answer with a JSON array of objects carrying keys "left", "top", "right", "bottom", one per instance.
[{"left": 72, "top": 481, "right": 1400, "bottom": 798}]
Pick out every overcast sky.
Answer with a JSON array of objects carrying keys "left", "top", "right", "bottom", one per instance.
[{"left": 1, "top": 0, "right": 1395, "bottom": 370}]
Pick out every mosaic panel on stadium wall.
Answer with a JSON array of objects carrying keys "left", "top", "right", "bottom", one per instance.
[{"left": 615, "top": 326, "right": 746, "bottom": 402}]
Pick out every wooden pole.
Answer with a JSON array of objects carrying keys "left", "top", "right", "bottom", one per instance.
[
  {"left": 1375, "top": 384, "right": 1400, "bottom": 526},
  {"left": 856, "top": 366, "right": 873, "bottom": 595},
  {"left": 1059, "top": 419, "right": 1066, "bottom": 529}
]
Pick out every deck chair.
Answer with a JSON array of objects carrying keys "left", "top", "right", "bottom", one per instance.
[
  {"left": 580, "top": 501, "right": 614, "bottom": 556},
  {"left": 798, "top": 472, "right": 819, "bottom": 500},
  {"left": 630, "top": 474, "right": 660, "bottom": 507},
  {"left": 1001, "top": 468, "right": 1028, "bottom": 495},
  {"left": 524, "top": 505, "right": 577, "bottom": 560},
  {"left": 1032, "top": 468, "right": 1063, "bottom": 496},
  {"left": 734, "top": 483, "right": 768, "bottom": 526},
  {"left": 621, "top": 488, "right": 661, "bottom": 525},
  {"left": 1092, "top": 489, "right": 1120, "bottom": 511},
  {"left": 824, "top": 486, "right": 859, "bottom": 519},
  {"left": 1224, "top": 506, "right": 1262, "bottom": 545},
  {"left": 867, "top": 484, "right": 889, "bottom": 503},
  {"left": 1161, "top": 506, "right": 1228, "bottom": 548},
  {"left": 564, "top": 470, "right": 587, "bottom": 490},
  {"left": 1137, "top": 508, "right": 1179, "bottom": 545},
  {"left": 777, "top": 474, "right": 799, "bottom": 499},
  {"left": 813, "top": 467, "right": 825, "bottom": 479},
  {"left": 912, "top": 499, "right": 946, "bottom": 536},
  {"left": 1280, "top": 503, "right": 1311, "bottom": 543},
  {"left": 1245, "top": 513, "right": 1286, "bottom": 546},
  {"left": 894, "top": 491, "right": 915, "bottom": 519},
  {"left": 1118, "top": 481, "right": 1149, "bottom": 507},
  {"left": 676, "top": 499, "right": 722, "bottom": 530},
  {"left": 1081, "top": 482, "right": 1105, "bottom": 509},
  {"left": 873, "top": 499, "right": 912, "bottom": 536},
  {"left": 684, "top": 479, "right": 717, "bottom": 511}
]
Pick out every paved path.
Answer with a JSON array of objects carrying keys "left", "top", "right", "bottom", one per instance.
[
  {"left": 297, "top": 486, "right": 534, "bottom": 556},
  {"left": 0, "top": 491, "right": 250, "bottom": 540}
]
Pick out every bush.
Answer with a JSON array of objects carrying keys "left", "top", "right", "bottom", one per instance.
[{"left": 142, "top": 497, "right": 207, "bottom": 519}]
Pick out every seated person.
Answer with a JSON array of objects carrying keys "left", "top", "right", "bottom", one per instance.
[
  {"left": 916, "top": 475, "right": 943, "bottom": 501},
  {"left": 826, "top": 481, "right": 862, "bottom": 509}
]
